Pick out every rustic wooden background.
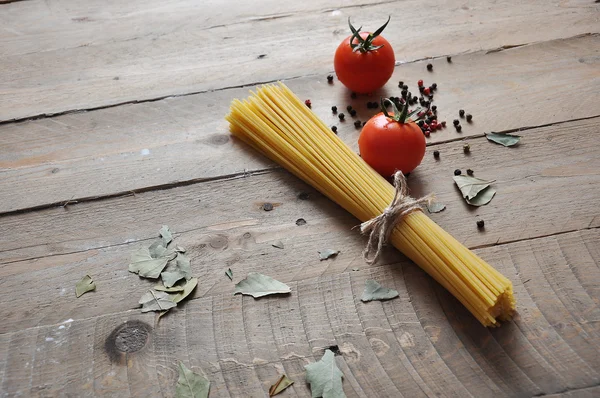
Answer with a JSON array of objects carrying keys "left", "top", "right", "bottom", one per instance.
[{"left": 1, "top": 0, "right": 599, "bottom": 396}]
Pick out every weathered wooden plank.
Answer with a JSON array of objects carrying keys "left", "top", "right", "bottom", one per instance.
[
  {"left": 1, "top": 118, "right": 599, "bottom": 336},
  {"left": 1, "top": 229, "right": 598, "bottom": 396},
  {"left": 1, "top": 1, "right": 598, "bottom": 121},
  {"left": 2, "top": 34, "right": 600, "bottom": 214}
]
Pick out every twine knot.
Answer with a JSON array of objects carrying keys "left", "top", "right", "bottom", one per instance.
[{"left": 360, "top": 171, "right": 433, "bottom": 264}]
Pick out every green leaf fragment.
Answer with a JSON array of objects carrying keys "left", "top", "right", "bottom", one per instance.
[
  {"left": 225, "top": 268, "right": 233, "bottom": 281},
  {"left": 269, "top": 374, "right": 294, "bottom": 397},
  {"left": 128, "top": 247, "right": 173, "bottom": 279},
  {"left": 139, "top": 290, "right": 177, "bottom": 313},
  {"left": 486, "top": 132, "right": 521, "bottom": 147},
  {"left": 75, "top": 275, "right": 96, "bottom": 298},
  {"left": 159, "top": 225, "right": 173, "bottom": 247},
  {"left": 427, "top": 201, "right": 446, "bottom": 213},
  {"left": 154, "top": 284, "right": 185, "bottom": 292},
  {"left": 305, "top": 350, "right": 346, "bottom": 398},
  {"left": 319, "top": 249, "right": 340, "bottom": 261},
  {"left": 175, "top": 362, "right": 210, "bottom": 398},
  {"left": 361, "top": 280, "right": 399, "bottom": 302},
  {"left": 234, "top": 272, "right": 290, "bottom": 298},
  {"left": 170, "top": 278, "right": 198, "bottom": 304}
]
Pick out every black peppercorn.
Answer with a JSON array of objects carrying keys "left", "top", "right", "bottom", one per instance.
[
  {"left": 433, "top": 150, "right": 440, "bottom": 159},
  {"left": 263, "top": 203, "right": 274, "bottom": 211},
  {"left": 412, "top": 96, "right": 418, "bottom": 103},
  {"left": 459, "top": 109, "right": 465, "bottom": 118},
  {"left": 331, "top": 126, "right": 337, "bottom": 133},
  {"left": 401, "top": 89, "right": 408, "bottom": 98},
  {"left": 346, "top": 105, "right": 353, "bottom": 112},
  {"left": 456, "top": 125, "right": 462, "bottom": 132},
  {"left": 467, "top": 169, "right": 474, "bottom": 176},
  {"left": 466, "top": 114, "right": 473, "bottom": 123},
  {"left": 425, "top": 118, "right": 432, "bottom": 124},
  {"left": 331, "top": 106, "right": 337, "bottom": 113},
  {"left": 453, "top": 119, "right": 460, "bottom": 126},
  {"left": 427, "top": 63, "right": 433, "bottom": 71},
  {"left": 398, "top": 81, "right": 404, "bottom": 87},
  {"left": 338, "top": 113, "right": 345, "bottom": 120},
  {"left": 432, "top": 83, "right": 437, "bottom": 90},
  {"left": 354, "top": 120, "right": 361, "bottom": 128},
  {"left": 463, "top": 143, "right": 470, "bottom": 153},
  {"left": 327, "top": 75, "right": 334, "bottom": 83},
  {"left": 454, "top": 169, "right": 462, "bottom": 176},
  {"left": 431, "top": 105, "right": 437, "bottom": 112},
  {"left": 402, "top": 84, "right": 408, "bottom": 90},
  {"left": 349, "top": 109, "right": 357, "bottom": 117},
  {"left": 447, "top": 56, "right": 452, "bottom": 63},
  {"left": 418, "top": 120, "right": 424, "bottom": 127},
  {"left": 477, "top": 220, "right": 485, "bottom": 229}
]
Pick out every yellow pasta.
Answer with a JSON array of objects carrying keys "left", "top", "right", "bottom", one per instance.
[{"left": 226, "top": 82, "right": 515, "bottom": 326}]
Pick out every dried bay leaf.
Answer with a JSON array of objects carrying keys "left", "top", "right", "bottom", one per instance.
[
  {"left": 175, "top": 362, "right": 210, "bottom": 398},
  {"left": 269, "top": 374, "right": 294, "bottom": 396},
  {"left": 465, "top": 186, "right": 496, "bottom": 206},
  {"left": 234, "top": 272, "right": 290, "bottom": 298},
  {"left": 129, "top": 247, "right": 172, "bottom": 279},
  {"left": 427, "top": 201, "right": 446, "bottom": 213},
  {"left": 161, "top": 253, "right": 192, "bottom": 287},
  {"left": 453, "top": 175, "right": 495, "bottom": 200},
  {"left": 170, "top": 278, "right": 198, "bottom": 304},
  {"left": 154, "top": 284, "right": 185, "bottom": 292},
  {"left": 148, "top": 240, "right": 174, "bottom": 259},
  {"left": 139, "top": 290, "right": 177, "bottom": 313},
  {"left": 361, "top": 280, "right": 399, "bottom": 302},
  {"left": 305, "top": 350, "right": 346, "bottom": 398},
  {"left": 75, "top": 275, "right": 96, "bottom": 298},
  {"left": 486, "top": 132, "right": 521, "bottom": 147},
  {"left": 159, "top": 225, "right": 173, "bottom": 247},
  {"left": 319, "top": 249, "right": 340, "bottom": 261}
]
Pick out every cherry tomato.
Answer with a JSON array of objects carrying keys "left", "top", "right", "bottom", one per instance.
[
  {"left": 358, "top": 112, "right": 426, "bottom": 176},
  {"left": 334, "top": 18, "right": 395, "bottom": 94}
]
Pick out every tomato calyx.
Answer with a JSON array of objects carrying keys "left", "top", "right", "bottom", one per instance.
[
  {"left": 380, "top": 97, "right": 425, "bottom": 125},
  {"left": 348, "top": 16, "right": 391, "bottom": 53}
]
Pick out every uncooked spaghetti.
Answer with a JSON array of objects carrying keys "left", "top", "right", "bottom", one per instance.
[{"left": 226, "top": 82, "right": 515, "bottom": 327}]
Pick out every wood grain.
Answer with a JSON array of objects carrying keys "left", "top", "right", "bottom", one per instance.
[
  {"left": 1, "top": 1, "right": 598, "bottom": 121},
  {"left": 1, "top": 117, "right": 598, "bottom": 333},
  {"left": 1, "top": 229, "right": 598, "bottom": 396},
  {"left": 2, "top": 34, "right": 600, "bottom": 214}
]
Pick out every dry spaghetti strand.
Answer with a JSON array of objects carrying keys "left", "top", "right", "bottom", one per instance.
[{"left": 226, "top": 83, "right": 515, "bottom": 327}]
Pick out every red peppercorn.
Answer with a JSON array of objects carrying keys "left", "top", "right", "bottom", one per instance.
[
  {"left": 305, "top": 99, "right": 311, "bottom": 108},
  {"left": 436, "top": 124, "right": 443, "bottom": 130},
  {"left": 422, "top": 123, "right": 429, "bottom": 129},
  {"left": 441, "top": 121, "right": 447, "bottom": 127},
  {"left": 424, "top": 131, "right": 431, "bottom": 137},
  {"left": 418, "top": 80, "right": 424, "bottom": 87},
  {"left": 427, "top": 110, "right": 433, "bottom": 116},
  {"left": 423, "top": 87, "right": 431, "bottom": 96}
]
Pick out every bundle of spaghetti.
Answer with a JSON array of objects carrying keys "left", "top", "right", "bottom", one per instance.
[{"left": 226, "top": 82, "right": 515, "bottom": 327}]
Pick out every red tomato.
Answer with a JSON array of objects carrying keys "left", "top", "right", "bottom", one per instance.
[
  {"left": 334, "top": 19, "right": 395, "bottom": 94},
  {"left": 358, "top": 112, "right": 426, "bottom": 176}
]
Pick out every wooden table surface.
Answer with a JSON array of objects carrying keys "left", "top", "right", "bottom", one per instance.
[{"left": 1, "top": 1, "right": 600, "bottom": 397}]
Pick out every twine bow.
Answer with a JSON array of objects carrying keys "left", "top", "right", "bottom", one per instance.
[{"left": 360, "top": 171, "right": 433, "bottom": 264}]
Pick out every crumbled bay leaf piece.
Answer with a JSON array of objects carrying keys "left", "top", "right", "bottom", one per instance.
[
  {"left": 272, "top": 240, "right": 284, "bottom": 249},
  {"left": 234, "top": 272, "right": 291, "bottom": 298},
  {"left": 161, "top": 252, "right": 192, "bottom": 287},
  {"left": 175, "top": 362, "right": 210, "bottom": 398},
  {"left": 453, "top": 175, "right": 496, "bottom": 206},
  {"left": 75, "top": 275, "right": 96, "bottom": 298},
  {"left": 486, "top": 132, "right": 521, "bottom": 147},
  {"left": 225, "top": 268, "right": 233, "bottom": 281},
  {"left": 319, "top": 249, "right": 340, "bottom": 261},
  {"left": 305, "top": 349, "right": 346, "bottom": 398},
  {"left": 159, "top": 225, "right": 173, "bottom": 247},
  {"left": 269, "top": 374, "right": 294, "bottom": 397},
  {"left": 427, "top": 201, "right": 446, "bottom": 214},
  {"left": 129, "top": 246, "right": 176, "bottom": 279},
  {"left": 361, "top": 280, "right": 399, "bottom": 302},
  {"left": 139, "top": 290, "right": 177, "bottom": 313}
]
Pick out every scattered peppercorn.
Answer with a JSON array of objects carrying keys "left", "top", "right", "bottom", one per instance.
[
  {"left": 418, "top": 120, "right": 424, "bottom": 127},
  {"left": 331, "top": 106, "right": 337, "bottom": 113},
  {"left": 354, "top": 120, "right": 362, "bottom": 128},
  {"left": 425, "top": 118, "right": 432, "bottom": 124},
  {"left": 263, "top": 203, "right": 274, "bottom": 211},
  {"left": 424, "top": 131, "right": 431, "bottom": 137},
  {"left": 346, "top": 105, "right": 353, "bottom": 112},
  {"left": 441, "top": 121, "right": 447, "bottom": 127},
  {"left": 467, "top": 169, "right": 474, "bottom": 176},
  {"left": 351, "top": 92, "right": 357, "bottom": 98},
  {"left": 427, "top": 63, "right": 433, "bottom": 71},
  {"left": 453, "top": 119, "right": 460, "bottom": 126},
  {"left": 327, "top": 75, "right": 334, "bottom": 83},
  {"left": 349, "top": 109, "right": 357, "bottom": 117},
  {"left": 296, "top": 218, "right": 307, "bottom": 226},
  {"left": 419, "top": 86, "right": 425, "bottom": 93},
  {"left": 459, "top": 109, "right": 465, "bottom": 118},
  {"left": 432, "top": 83, "right": 438, "bottom": 90},
  {"left": 424, "top": 100, "right": 430, "bottom": 107},
  {"left": 402, "top": 85, "right": 408, "bottom": 90},
  {"left": 466, "top": 114, "right": 473, "bottom": 123},
  {"left": 412, "top": 96, "right": 418, "bottom": 103},
  {"left": 454, "top": 169, "right": 462, "bottom": 176},
  {"left": 338, "top": 113, "right": 345, "bottom": 121},
  {"left": 398, "top": 81, "right": 404, "bottom": 87},
  {"left": 298, "top": 192, "right": 310, "bottom": 200},
  {"left": 401, "top": 89, "right": 408, "bottom": 98},
  {"left": 456, "top": 125, "right": 462, "bottom": 132},
  {"left": 433, "top": 150, "right": 440, "bottom": 159},
  {"left": 305, "top": 99, "right": 311, "bottom": 108},
  {"left": 331, "top": 126, "right": 338, "bottom": 134},
  {"left": 418, "top": 80, "right": 424, "bottom": 87},
  {"left": 463, "top": 143, "right": 470, "bottom": 153},
  {"left": 432, "top": 105, "right": 437, "bottom": 112},
  {"left": 437, "top": 124, "right": 443, "bottom": 130},
  {"left": 477, "top": 220, "right": 485, "bottom": 229},
  {"left": 423, "top": 87, "right": 431, "bottom": 96}
]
